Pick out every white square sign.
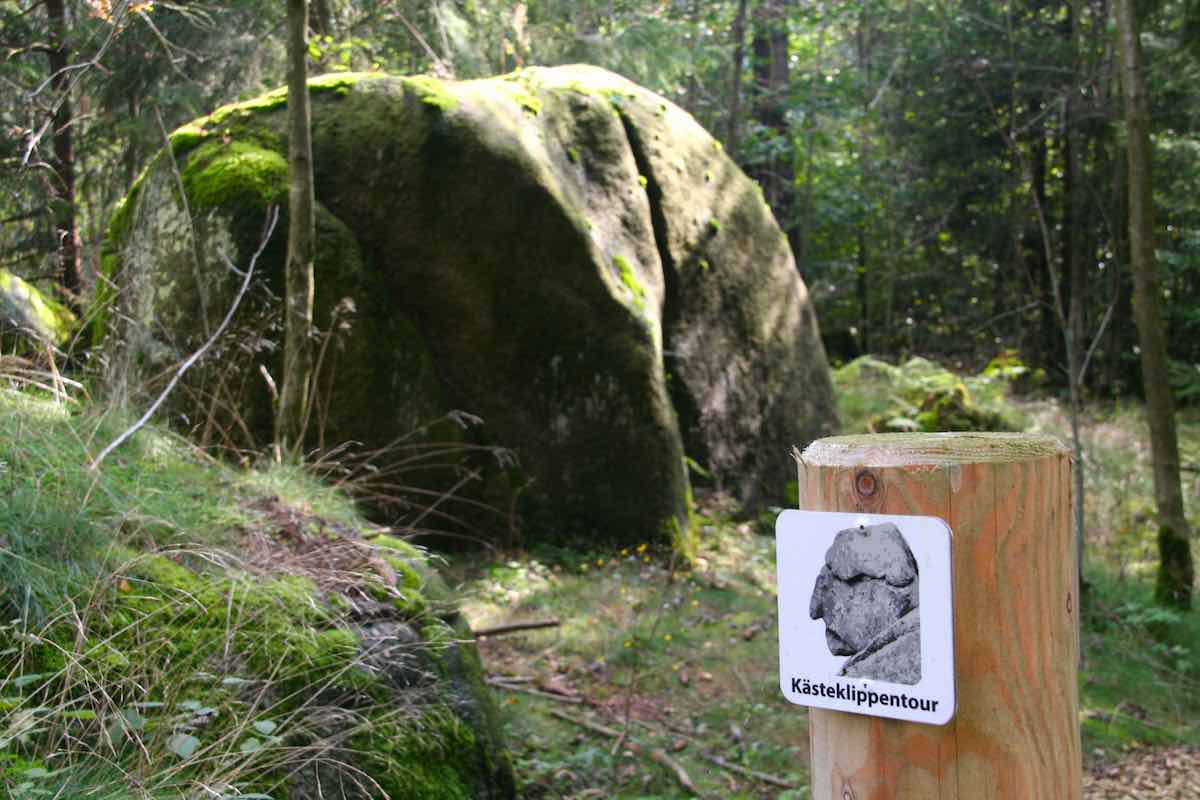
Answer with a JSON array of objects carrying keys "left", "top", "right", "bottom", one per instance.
[{"left": 776, "top": 509, "right": 955, "bottom": 725}]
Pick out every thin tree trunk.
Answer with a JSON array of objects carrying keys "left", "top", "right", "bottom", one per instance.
[
  {"left": 795, "top": 15, "right": 824, "bottom": 283},
  {"left": 750, "top": 0, "right": 796, "bottom": 256},
  {"left": 855, "top": 9, "right": 874, "bottom": 354},
  {"left": 1065, "top": 0, "right": 1088, "bottom": 594},
  {"left": 310, "top": 0, "right": 334, "bottom": 36},
  {"left": 726, "top": 0, "right": 749, "bottom": 158},
  {"left": 46, "top": 0, "right": 82, "bottom": 308},
  {"left": 1115, "top": 0, "right": 1194, "bottom": 609},
  {"left": 856, "top": 230, "right": 869, "bottom": 353},
  {"left": 1030, "top": 134, "right": 1058, "bottom": 366},
  {"left": 278, "top": 0, "right": 317, "bottom": 462}
]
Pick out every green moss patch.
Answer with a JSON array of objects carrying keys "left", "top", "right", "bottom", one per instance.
[
  {"left": 168, "top": 123, "right": 208, "bottom": 158},
  {"left": 181, "top": 140, "right": 288, "bottom": 212},
  {"left": 403, "top": 74, "right": 458, "bottom": 111},
  {"left": 0, "top": 269, "right": 77, "bottom": 347},
  {"left": 613, "top": 255, "right": 647, "bottom": 312}
]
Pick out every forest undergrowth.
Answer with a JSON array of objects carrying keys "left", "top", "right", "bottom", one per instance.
[
  {"left": 447, "top": 356, "right": 1200, "bottom": 799},
  {"left": 3, "top": 355, "right": 1200, "bottom": 798}
]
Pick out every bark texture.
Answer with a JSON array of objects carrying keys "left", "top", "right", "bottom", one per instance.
[
  {"left": 278, "top": 0, "right": 317, "bottom": 460},
  {"left": 46, "top": 0, "right": 82, "bottom": 308},
  {"left": 1115, "top": 0, "right": 1194, "bottom": 609}
]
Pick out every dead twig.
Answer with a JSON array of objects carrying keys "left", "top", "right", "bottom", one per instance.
[
  {"left": 474, "top": 618, "right": 561, "bottom": 638},
  {"left": 628, "top": 717, "right": 797, "bottom": 790},
  {"left": 485, "top": 678, "right": 582, "bottom": 705},
  {"left": 485, "top": 674, "right": 534, "bottom": 684},
  {"left": 650, "top": 748, "right": 699, "bottom": 795},
  {"left": 549, "top": 709, "right": 701, "bottom": 796},
  {"left": 89, "top": 207, "right": 279, "bottom": 471},
  {"left": 700, "top": 752, "right": 796, "bottom": 790}
]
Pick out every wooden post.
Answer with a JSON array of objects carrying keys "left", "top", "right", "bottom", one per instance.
[{"left": 798, "top": 432, "right": 1080, "bottom": 799}]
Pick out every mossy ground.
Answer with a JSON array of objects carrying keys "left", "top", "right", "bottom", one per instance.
[{"left": 0, "top": 387, "right": 504, "bottom": 799}]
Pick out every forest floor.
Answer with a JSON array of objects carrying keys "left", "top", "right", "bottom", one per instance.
[{"left": 448, "top": 391, "right": 1200, "bottom": 799}]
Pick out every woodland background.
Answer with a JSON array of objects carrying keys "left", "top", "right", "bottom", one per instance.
[
  {"left": 4, "top": 2, "right": 1200, "bottom": 797},
  {"left": 7, "top": 0, "right": 1200, "bottom": 384}
]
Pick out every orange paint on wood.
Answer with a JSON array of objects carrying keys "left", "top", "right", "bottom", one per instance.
[{"left": 799, "top": 433, "right": 1081, "bottom": 800}]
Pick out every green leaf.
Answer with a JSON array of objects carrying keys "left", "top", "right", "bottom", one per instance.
[
  {"left": 179, "top": 699, "right": 218, "bottom": 716},
  {"left": 252, "top": 719, "right": 277, "bottom": 735},
  {"left": 167, "top": 733, "right": 201, "bottom": 760},
  {"left": 60, "top": 710, "right": 97, "bottom": 721},
  {"left": 240, "top": 736, "right": 263, "bottom": 754},
  {"left": 11, "top": 673, "right": 50, "bottom": 689},
  {"left": 121, "top": 708, "right": 145, "bottom": 731}
]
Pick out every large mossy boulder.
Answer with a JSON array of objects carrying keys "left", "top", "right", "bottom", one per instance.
[{"left": 104, "top": 65, "right": 837, "bottom": 545}]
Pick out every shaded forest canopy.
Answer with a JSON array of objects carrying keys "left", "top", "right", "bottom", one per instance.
[{"left": 6, "top": 0, "right": 1200, "bottom": 397}]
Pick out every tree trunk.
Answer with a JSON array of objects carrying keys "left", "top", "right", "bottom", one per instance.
[
  {"left": 726, "top": 0, "right": 749, "bottom": 159},
  {"left": 45, "top": 0, "right": 82, "bottom": 309},
  {"left": 310, "top": 0, "right": 334, "bottom": 36},
  {"left": 750, "top": 0, "right": 796, "bottom": 256},
  {"left": 1029, "top": 134, "right": 1058, "bottom": 367},
  {"left": 795, "top": 12, "right": 824, "bottom": 283},
  {"left": 1064, "top": 0, "right": 1089, "bottom": 606},
  {"left": 278, "top": 0, "right": 317, "bottom": 462},
  {"left": 1115, "top": 0, "right": 1194, "bottom": 609},
  {"left": 856, "top": 230, "right": 869, "bottom": 353},
  {"left": 854, "top": 9, "right": 874, "bottom": 355}
]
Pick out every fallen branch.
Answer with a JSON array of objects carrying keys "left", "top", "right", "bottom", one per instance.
[
  {"left": 629, "top": 718, "right": 796, "bottom": 790},
  {"left": 550, "top": 708, "right": 621, "bottom": 737},
  {"left": 550, "top": 709, "right": 699, "bottom": 796},
  {"left": 486, "top": 679, "right": 582, "bottom": 705},
  {"left": 486, "top": 674, "right": 534, "bottom": 684},
  {"left": 650, "top": 749, "right": 699, "bottom": 795},
  {"left": 701, "top": 752, "right": 796, "bottom": 790},
  {"left": 474, "top": 618, "right": 561, "bottom": 638},
  {"left": 89, "top": 207, "right": 279, "bottom": 472}
]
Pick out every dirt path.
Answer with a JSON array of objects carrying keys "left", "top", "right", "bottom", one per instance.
[{"left": 1083, "top": 746, "right": 1200, "bottom": 799}]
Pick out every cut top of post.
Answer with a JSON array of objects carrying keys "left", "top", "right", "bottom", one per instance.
[{"left": 800, "top": 432, "right": 1068, "bottom": 468}]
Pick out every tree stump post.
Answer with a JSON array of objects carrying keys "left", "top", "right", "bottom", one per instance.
[{"left": 797, "top": 432, "right": 1080, "bottom": 799}]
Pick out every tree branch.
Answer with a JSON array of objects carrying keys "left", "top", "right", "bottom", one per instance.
[
  {"left": 89, "top": 206, "right": 280, "bottom": 471},
  {"left": 474, "top": 618, "right": 561, "bottom": 638}
]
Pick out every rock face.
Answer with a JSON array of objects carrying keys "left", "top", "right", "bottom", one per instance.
[
  {"left": 0, "top": 269, "right": 76, "bottom": 351},
  {"left": 105, "top": 65, "right": 837, "bottom": 545}
]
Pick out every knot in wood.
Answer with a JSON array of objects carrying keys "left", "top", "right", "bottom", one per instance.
[{"left": 854, "top": 469, "right": 878, "bottom": 498}]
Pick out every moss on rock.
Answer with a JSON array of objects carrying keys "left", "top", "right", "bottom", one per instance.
[
  {"left": 0, "top": 269, "right": 77, "bottom": 349},
  {"left": 181, "top": 140, "right": 288, "bottom": 211},
  {"left": 106, "top": 66, "right": 836, "bottom": 546},
  {"left": 15, "top": 520, "right": 513, "bottom": 799}
]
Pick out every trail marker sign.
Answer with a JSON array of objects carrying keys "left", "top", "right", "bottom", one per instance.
[{"left": 776, "top": 509, "right": 955, "bottom": 725}]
